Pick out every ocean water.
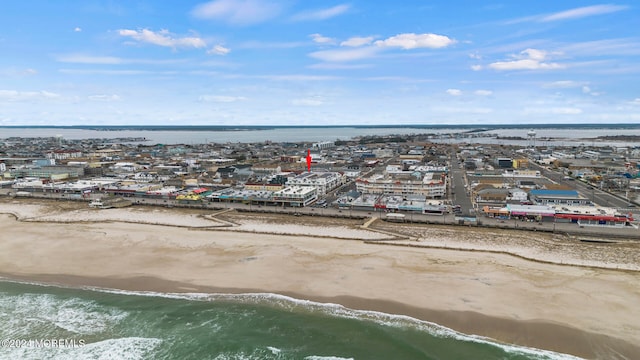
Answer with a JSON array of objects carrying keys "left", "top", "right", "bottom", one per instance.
[{"left": 0, "top": 281, "right": 582, "bottom": 360}]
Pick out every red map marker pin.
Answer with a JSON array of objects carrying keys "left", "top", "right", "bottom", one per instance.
[{"left": 306, "top": 149, "right": 312, "bottom": 172}]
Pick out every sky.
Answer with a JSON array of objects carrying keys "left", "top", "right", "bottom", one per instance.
[{"left": 1, "top": 0, "right": 639, "bottom": 126}]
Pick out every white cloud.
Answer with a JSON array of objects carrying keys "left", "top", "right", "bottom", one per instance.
[
  {"left": 237, "top": 40, "right": 307, "bottom": 49},
  {"left": 488, "top": 48, "right": 564, "bottom": 71},
  {"left": 375, "top": 33, "right": 456, "bottom": 49},
  {"left": 58, "top": 69, "right": 158, "bottom": 75},
  {"left": 340, "top": 36, "right": 375, "bottom": 47},
  {"left": 308, "top": 63, "right": 372, "bottom": 70},
  {"left": 581, "top": 85, "right": 602, "bottom": 96},
  {"left": 310, "top": 33, "right": 334, "bottom": 44},
  {"left": 309, "top": 46, "right": 379, "bottom": 62},
  {"left": 255, "top": 74, "right": 339, "bottom": 81},
  {"left": 446, "top": 89, "right": 462, "bottom": 96},
  {"left": 432, "top": 106, "right": 493, "bottom": 114},
  {"left": 506, "top": 4, "right": 628, "bottom": 24},
  {"left": 207, "top": 45, "right": 230, "bottom": 55},
  {"left": 199, "top": 95, "right": 246, "bottom": 102},
  {"left": 469, "top": 52, "right": 482, "bottom": 60},
  {"left": 291, "top": 98, "right": 323, "bottom": 106},
  {"left": 56, "top": 54, "right": 188, "bottom": 65},
  {"left": 308, "top": 32, "right": 454, "bottom": 63},
  {"left": 3, "top": 68, "right": 38, "bottom": 76},
  {"left": 74, "top": 27, "right": 82, "bottom": 32},
  {"left": 521, "top": 48, "right": 546, "bottom": 61},
  {"left": 524, "top": 107, "right": 583, "bottom": 115},
  {"left": 57, "top": 54, "right": 124, "bottom": 64},
  {"left": 559, "top": 39, "right": 640, "bottom": 57},
  {"left": 631, "top": 98, "right": 640, "bottom": 105},
  {"left": 471, "top": 64, "right": 483, "bottom": 71},
  {"left": 118, "top": 29, "right": 207, "bottom": 49},
  {"left": 191, "top": 0, "right": 282, "bottom": 25},
  {"left": 474, "top": 90, "right": 493, "bottom": 96},
  {"left": 542, "top": 80, "right": 585, "bottom": 88},
  {"left": 88, "top": 94, "right": 121, "bottom": 101},
  {"left": 291, "top": 4, "right": 350, "bottom": 21},
  {"left": 0, "top": 90, "right": 61, "bottom": 102},
  {"left": 541, "top": 4, "right": 627, "bottom": 22}
]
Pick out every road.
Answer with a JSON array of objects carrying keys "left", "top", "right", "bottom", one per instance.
[{"left": 449, "top": 153, "right": 475, "bottom": 217}]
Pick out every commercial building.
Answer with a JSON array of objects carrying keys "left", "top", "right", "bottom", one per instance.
[
  {"left": 286, "top": 171, "right": 343, "bottom": 195},
  {"left": 356, "top": 171, "right": 446, "bottom": 198},
  {"left": 529, "top": 189, "right": 591, "bottom": 206},
  {"left": 272, "top": 186, "right": 317, "bottom": 207}
]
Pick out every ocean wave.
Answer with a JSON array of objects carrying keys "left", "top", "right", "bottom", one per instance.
[
  {"left": 0, "top": 292, "right": 127, "bottom": 338},
  {"left": 83, "top": 288, "right": 583, "bottom": 360},
  {"left": 0, "top": 337, "right": 162, "bottom": 360},
  {"left": 0, "top": 279, "right": 584, "bottom": 360}
]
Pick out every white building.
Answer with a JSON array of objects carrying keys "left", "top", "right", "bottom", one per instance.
[
  {"left": 287, "top": 172, "right": 343, "bottom": 195},
  {"left": 272, "top": 186, "right": 317, "bottom": 207},
  {"left": 312, "top": 141, "right": 335, "bottom": 150},
  {"left": 46, "top": 150, "right": 83, "bottom": 160},
  {"left": 356, "top": 172, "right": 447, "bottom": 198},
  {"left": 502, "top": 169, "right": 541, "bottom": 178},
  {"left": 507, "top": 188, "right": 528, "bottom": 202}
]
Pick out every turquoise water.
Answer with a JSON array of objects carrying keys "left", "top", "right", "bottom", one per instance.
[{"left": 0, "top": 281, "right": 581, "bottom": 360}]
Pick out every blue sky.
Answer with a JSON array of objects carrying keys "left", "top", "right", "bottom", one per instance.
[{"left": 1, "top": 1, "right": 639, "bottom": 126}]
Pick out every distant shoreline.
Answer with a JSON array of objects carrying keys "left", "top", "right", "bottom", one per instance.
[{"left": 2, "top": 123, "right": 640, "bottom": 131}]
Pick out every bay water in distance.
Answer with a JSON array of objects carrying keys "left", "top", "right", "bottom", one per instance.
[
  {"left": 1, "top": 124, "right": 640, "bottom": 145},
  {"left": 0, "top": 280, "right": 581, "bottom": 360}
]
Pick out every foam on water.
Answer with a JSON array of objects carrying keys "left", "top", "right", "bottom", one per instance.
[
  {"left": 212, "top": 347, "right": 291, "bottom": 360},
  {"left": 0, "top": 337, "right": 162, "bottom": 360},
  {"left": 0, "top": 279, "right": 585, "bottom": 360},
  {"left": 304, "top": 356, "right": 355, "bottom": 360},
  {"left": 82, "top": 287, "right": 584, "bottom": 360},
  {"left": 0, "top": 292, "right": 127, "bottom": 338}
]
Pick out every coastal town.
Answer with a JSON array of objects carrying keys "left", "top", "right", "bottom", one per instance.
[{"left": 1, "top": 130, "right": 639, "bottom": 238}]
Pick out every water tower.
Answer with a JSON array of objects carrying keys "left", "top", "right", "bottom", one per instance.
[{"left": 527, "top": 129, "right": 536, "bottom": 148}]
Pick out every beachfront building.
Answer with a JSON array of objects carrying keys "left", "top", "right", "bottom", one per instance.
[
  {"left": 272, "top": 186, "right": 317, "bottom": 207},
  {"left": 356, "top": 170, "right": 447, "bottom": 198},
  {"left": 482, "top": 203, "right": 634, "bottom": 227},
  {"left": 286, "top": 171, "right": 343, "bottom": 195},
  {"left": 506, "top": 204, "right": 556, "bottom": 222}
]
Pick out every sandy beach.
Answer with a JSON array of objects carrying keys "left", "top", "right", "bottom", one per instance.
[{"left": 1, "top": 198, "right": 639, "bottom": 359}]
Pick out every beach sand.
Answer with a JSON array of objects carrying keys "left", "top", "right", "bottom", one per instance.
[{"left": 1, "top": 198, "right": 639, "bottom": 359}]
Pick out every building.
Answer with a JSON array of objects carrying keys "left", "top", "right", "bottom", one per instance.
[
  {"left": 529, "top": 189, "right": 591, "bottom": 206},
  {"left": 356, "top": 172, "right": 446, "bottom": 198},
  {"left": 496, "top": 157, "right": 513, "bottom": 169},
  {"left": 46, "top": 149, "right": 83, "bottom": 160},
  {"left": 312, "top": 141, "right": 335, "bottom": 150},
  {"left": 272, "top": 186, "right": 317, "bottom": 207},
  {"left": 286, "top": 171, "right": 343, "bottom": 195}
]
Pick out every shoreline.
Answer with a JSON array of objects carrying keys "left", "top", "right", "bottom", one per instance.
[
  {"left": 1, "top": 199, "right": 639, "bottom": 359},
  {"left": 1, "top": 273, "right": 638, "bottom": 359}
]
